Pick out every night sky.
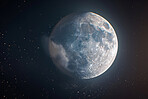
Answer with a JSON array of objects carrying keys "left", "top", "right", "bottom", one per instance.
[{"left": 1, "top": 0, "right": 148, "bottom": 99}]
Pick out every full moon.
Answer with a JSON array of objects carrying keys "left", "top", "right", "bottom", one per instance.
[{"left": 49, "top": 12, "right": 118, "bottom": 79}]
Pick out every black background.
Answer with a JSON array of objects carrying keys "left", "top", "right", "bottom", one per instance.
[{"left": 0, "top": 0, "right": 148, "bottom": 99}]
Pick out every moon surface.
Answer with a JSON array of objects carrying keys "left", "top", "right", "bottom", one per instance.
[{"left": 49, "top": 12, "right": 118, "bottom": 79}]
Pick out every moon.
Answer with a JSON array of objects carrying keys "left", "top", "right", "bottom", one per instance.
[{"left": 49, "top": 12, "right": 118, "bottom": 79}]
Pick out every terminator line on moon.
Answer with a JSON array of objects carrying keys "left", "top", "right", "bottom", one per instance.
[{"left": 49, "top": 12, "right": 118, "bottom": 79}]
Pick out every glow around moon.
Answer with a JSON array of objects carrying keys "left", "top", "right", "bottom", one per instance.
[{"left": 49, "top": 12, "right": 118, "bottom": 79}]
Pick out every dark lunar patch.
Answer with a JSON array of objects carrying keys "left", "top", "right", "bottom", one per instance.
[
  {"left": 92, "top": 28, "right": 105, "bottom": 43},
  {"left": 81, "top": 24, "right": 90, "bottom": 33},
  {"left": 67, "top": 52, "right": 88, "bottom": 71},
  {"left": 106, "top": 32, "right": 114, "bottom": 42},
  {"left": 75, "top": 40, "right": 83, "bottom": 50},
  {"left": 104, "top": 44, "right": 110, "bottom": 50},
  {"left": 81, "top": 23, "right": 96, "bottom": 34},
  {"left": 80, "top": 36, "right": 89, "bottom": 42}
]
